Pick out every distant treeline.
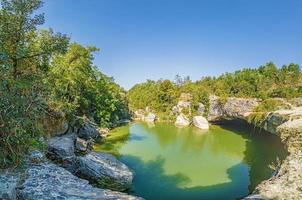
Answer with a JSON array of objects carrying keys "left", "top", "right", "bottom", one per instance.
[
  {"left": 128, "top": 62, "right": 301, "bottom": 117},
  {"left": 0, "top": 0, "right": 128, "bottom": 167}
]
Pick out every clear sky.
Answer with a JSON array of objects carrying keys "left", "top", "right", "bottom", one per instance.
[{"left": 41, "top": 0, "right": 302, "bottom": 89}]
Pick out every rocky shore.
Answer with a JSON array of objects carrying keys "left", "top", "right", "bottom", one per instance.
[{"left": 0, "top": 119, "right": 142, "bottom": 200}]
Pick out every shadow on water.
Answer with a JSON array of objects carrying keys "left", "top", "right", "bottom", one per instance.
[
  {"left": 96, "top": 121, "right": 288, "bottom": 200},
  {"left": 122, "top": 155, "right": 249, "bottom": 200},
  {"left": 217, "top": 119, "right": 288, "bottom": 191}
]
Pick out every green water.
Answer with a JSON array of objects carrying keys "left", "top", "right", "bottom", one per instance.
[{"left": 95, "top": 121, "right": 286, "bottom": 200}]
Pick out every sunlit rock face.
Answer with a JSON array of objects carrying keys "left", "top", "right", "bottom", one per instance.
[
  {"left": 246, "top": 151, "right": 302, "bottom": 200},
  {"left": 77, "top": 152, "right": 134, "bottom": 191},
  {"left": 175, "top": 114, "right": 190, "bottom": 127},
  {"left": 21, "top": 162, "right": 141, "bottom": 200},
  {"left": 208, "top": 95, "right": 260, "bottom": 121},
  {"left": 263, "top": 107, "right": 302, "bottom": 134},
  {"left": 193, "top": 116, "right": 209, "bottom": 130},
  {"left": 242, "top": 105, "right": 302, "bottom": 199}
]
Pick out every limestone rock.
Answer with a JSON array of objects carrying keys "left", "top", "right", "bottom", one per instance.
[
  {"left": 144, "top": 112, "right": 156, "bottom": 122},
  {"left": 21, "top": 163, "right": 142, "bottom": 200},
  {"left": 193, "top": 116, "right": 209, "bottom": 130},
  {"left": 223, "top": 97, "right": 260, "bottom": 119},
  {"left": 0, "top": 173, "right": 19, "bottom": 200},
  {"left": 47, "top": 133, "right": 77, "bottom": 172},
  {"left": 263, "top": 107, "right": 302, "bottom": 134},
  {"left": 277, "top": 118, "right": 302, "bottom": 153},
  {"left": 208, "top": 95, "right": 260, "bottom": 121},
  {"left": 77, "top": 121, "right": 100, "bottom": 140},
  {"left": 253, "top": 151, "right": 302, "bottom": 200},
  {"left": 175, "top": 114, "right": 190, "bottom": 127},
  {"left": 77, "top": 152, "right": 134, "bottom": 191},
  {"left": 208, "top": 95, "right": 224, "bottom": 121}
]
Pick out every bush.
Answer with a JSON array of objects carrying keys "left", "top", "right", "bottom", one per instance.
[{"left": 247, "top": 99, "right": 291, "bottom": 127}]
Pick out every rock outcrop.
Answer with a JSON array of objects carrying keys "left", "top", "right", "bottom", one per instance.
[
  {"left": 208, "top": 95, "right": 260, "bottom": 121},
  {"left": 262, "top": 107, "right": 302, "bottom": 134},
  {"left": 47, "top": 133, "right": 77, "bottom": 172},
  {"left": 77, "top": 152, "right": 134, "bottom": 191},
  {"left": 206, "top": 96, "right": 302, "bottom": 199},
  {"left": 77, "top": 121, "right": 100, "bottom": 140},
  {"left": 241, "top": 106, "right": 302, "bottom": 199},
  {"left": 193, "top": 116, "right": 209, "bottom": 130},
  {"left": 0, "top": 173, "right": 19, "bottom": 200},
  {"left": 245, "top": 151, "right": 302, "bottom": 200},
  {"left": 175, "top": 114, "right": 190, "bottom": 127},
  {"left": 21, "top": 162, "right": 142, "bottom": 200}
]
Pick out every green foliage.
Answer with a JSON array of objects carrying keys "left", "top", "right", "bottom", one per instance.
[
  {"left": 0, "top": 78, "right": 47, "bottom": 167},
  {"left": 47, "top": 43, "right": 129, "bottom": 127},
  {"left": 128, "top": 62, "right": 302, "bottom": 121},
  {"left": 0, "top": 0, "right": 128, "bottom": 168}
]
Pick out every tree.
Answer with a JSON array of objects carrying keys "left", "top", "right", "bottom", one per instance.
[{"left": 0, "top": 0, "right": 68, "bottom": 79}]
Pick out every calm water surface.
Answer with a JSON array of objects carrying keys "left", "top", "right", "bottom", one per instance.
[{"left": 95, "top": 122, "right": 286, "bottom": 200}]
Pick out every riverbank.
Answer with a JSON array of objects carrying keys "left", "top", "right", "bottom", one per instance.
[{"left": 0, "top": 120, "right": 142, "bottom": 200}]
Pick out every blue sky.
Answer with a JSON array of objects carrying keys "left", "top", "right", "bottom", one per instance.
[{"left": 41, "top": 0, "right": 302, "bottom": 89}]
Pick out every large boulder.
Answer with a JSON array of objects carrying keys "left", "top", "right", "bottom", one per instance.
[
  {"left": 277, "top": 118, "right": 302, "bottom": 153},
  {"left": 208, "top": 95, "right": 260, "bottom": 121},
  {"left": 144, "top": 112, "right": 156, "bottom": 122},
  {"left": 77, "top": 152, "right": 134, "bottom": 191},
  {"left": 77, "top": 121, "right": 100, "bottom": 140},
  {"left": 262, "top": 107, "right": 302, "bottom": 134},
  {"left": 193, "top": 116, "right": 209, "bottom": 130},
  {"left": 175, "top": 114, "right": 190, "bottom": 127},
  {"left": 47, "top": 133, "right": 77, "bottom": 172},
  {"left": 0, "top": 173, "right": 19, "bottom": 200},
  {"left": 223, "top": 97, "right": 260, "bottom": 118},
  {"left": 21, "top": 162, "right": 142, "bottom": 200}
]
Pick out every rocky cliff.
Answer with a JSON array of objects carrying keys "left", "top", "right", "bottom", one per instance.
[{"left": 207, "top": 95, "right": 302, "bottom": 199}]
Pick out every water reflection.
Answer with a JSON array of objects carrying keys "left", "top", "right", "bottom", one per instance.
[{"left": 95, "top": 121, "right": 286, "bottom": 200}]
